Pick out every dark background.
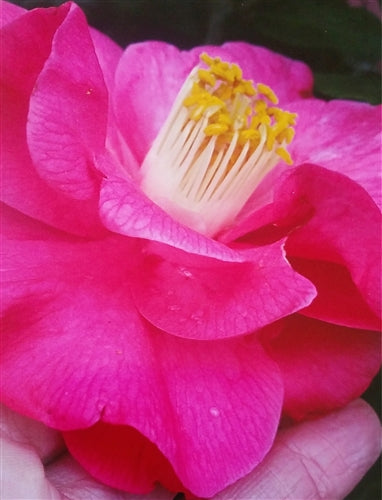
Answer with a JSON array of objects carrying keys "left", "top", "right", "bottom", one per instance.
[{"left": 7, "top": 0, "right": 382, "bottom": 498}]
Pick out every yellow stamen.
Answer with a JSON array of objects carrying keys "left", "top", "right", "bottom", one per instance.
[
  {"left": 204, "top": 123, "right": 230, "bottom": 136},
  {"left": 276, "top": 147, "right": 293, "bottom": 165},
  {"left": 257, "top": 83, "right": 279, "bottom": 104},
  {"left": 140, "top": 52, "right": 297, "bottom": 237}
]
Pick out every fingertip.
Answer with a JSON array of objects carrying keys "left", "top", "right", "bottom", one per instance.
[{"left": 214, "top": 399, "right": 381, "bottom": 499}]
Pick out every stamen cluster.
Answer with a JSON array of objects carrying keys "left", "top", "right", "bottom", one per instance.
[
  {"left": 140, "top": 53, "right": 298, "bottom": 237},
  {"left": 183, "top": 53, "right": 296, "bottom": 165}
]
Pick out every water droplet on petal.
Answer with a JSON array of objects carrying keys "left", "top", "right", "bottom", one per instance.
[
  {"left": 191, "top": 312, "right": 203, "bottom": 323},
  {"left": 209, "top": 406, "right": 220, "bottom": 417},
  {"left": 178, "top": 266, "right": 193, "bottom": 278},
  {"left": 168, "top": 304, "right": 180, "bottom": 311}
]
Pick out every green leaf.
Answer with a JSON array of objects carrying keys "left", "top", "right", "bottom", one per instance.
[
  {"left": 314, "top": 72, "right": 381, "bottom": 104},
  {"left": 248, "top": 0, "right": 381, "bottom": 70}
]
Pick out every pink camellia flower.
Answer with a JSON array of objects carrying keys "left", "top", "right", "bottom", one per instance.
[{"left": 1, "top": 1, "right": 381, "bottom": 497}]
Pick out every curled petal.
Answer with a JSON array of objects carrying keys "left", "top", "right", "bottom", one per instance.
[
  {"left": 290, "top": 257, "right": 380, "bottom": 331},
  {"left": 262, "top": 315, "right": 381, "bottom": 420},
  {"left": 131, "top": 240, "right": 316, "bottom": 339},
  {"left": 99, "top": 175, "right": 249, "bottom": 261},
  {"left": 1, "top": 208, "right": 284, "bottom": 497},
  {"left": 27, "top": 3, "right": 108, "bottom": 200},
  {"left": 290, "top": 99, "right": 382, "bottom": 209},
  {"left": 1, "top": 3, "right": 105, "bottom": 236},
  {"left": 0, "top": 0, "right": 25, "bottom": 27}
]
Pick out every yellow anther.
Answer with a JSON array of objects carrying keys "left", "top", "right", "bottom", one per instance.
[
  {"left": 284, "top": 127, "right": 295, "bottom": 144},
  {"left": 260, "top": 114, "right": 271, "bottom": 126},
  {"left": 198, "top": 69, "right": 216, "bottom": 87},
  {"left": 141, "top": 52, "right": 298, "bottom": 238},
  {"left": 216, "top": 113, "right": 231, "bottom": 126},
  {"left": 200, "top": 53, "right": 215, "bottom": 66},
  {"left": 272, "top": 118, "right": 289, "bottom": 139},
  {"left": 257, "top": 83, "right": 279, "bottom": 104},
  {"left": 190, "top": 107, "right": 204, "bottom": 121},
  {"left": 242, "top": 80, "right": 257, "bottom": 96},
  {"left": 233, "top": 79, "right": 256, "bottom": 96},
  {"left": 267, "top": 107, "right": 282, "bottom": 118},
  {"left": 231, "top": 63, "right": 243, "bottom": 81},
  {"left": 181, "top": 52, "right": 295, "bottom": 161},
  {"left": 283, "top": 111, "right": 298, "bottom": 125},
  {"left": 215, "top": 83, "right": 233, "bottom": 101},
  {"left": 210, "top": 62, "right": 236, "bottom": 83},
  {"left": 276, "top": 147, "right": 293, "bottom": 165},
  {"left": 266, "top": 126, "right": 276, "bottom": 151},
  {"left": 240, "top": 129, "right": 261, "bottom": 143},
  {"left": 254, "top": 100, "right": 268, "bottom": 113},
  {"left": 277, "top": 127, "right": 295, "bottom": 144},
  {"left": 204, "top": 123, "right": 230, "bottom": 136},
  {"left": 250, "top": 116, "right": 261, "bottom": 129}
]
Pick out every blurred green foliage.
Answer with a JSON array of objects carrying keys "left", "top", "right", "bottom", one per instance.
[
  {"left": 10, "top": 0, "right": 381, "bottom": 103},
  {"left": 6, "top": 1, "right": 382, "bottom": 498}
]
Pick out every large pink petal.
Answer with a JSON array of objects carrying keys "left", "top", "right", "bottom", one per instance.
[
  {"left": 61, "top": 334, "right": 283, "bottom": 498},
  {"left": 64, "top": 334, "right": 283, "bottom": 498},
  {"left": 1, "top": 212, "right": 284, "bottom": 497},
  {"left": 1, "top": 3, "right": 105, "bottom": 237},
  {"left": 0, "top": 0, "right": 24, "bottom": 27},
  {"left": 114, "top": 41, "right": 312, "bottom": 165},
  {"left": 290, "top": 257, "right": 381, "bottom": 331},
  {"left": 290, "top": 99, "right": 382, "bottom": 209},
  {"left": 26, "top": 3, "right": 108, "bottom": 201},
  {"left": 99, "top": 175, "right": 252, "bottom": 261},
  {"left": 131, "top": 240, "right": 316, "bottom": 340},
  {"left": 228, "top": 164, "right": 381, "bottom": 323},
  {"left": 279, "top": 165, "right": 381, "bottom": 318},
  {"left": 262, "top": 315, "right": 381, "bottom": 420},
  {"left": 114, "top": 41, "right": 194, "bottom": 164}
]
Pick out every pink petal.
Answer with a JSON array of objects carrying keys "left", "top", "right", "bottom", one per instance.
[
  {"left": 0, "top": 0, "right": 24, "bottom": 27},
  {"left": 1, "top": 3, "right": 105, "bottom": 237},
  {"left": 262, "top": 315, "right": 381, "bottom": 420},
  {"left": 1, "top": 211, "right": 284, "bottom": 497},
  {"left": 290, "top": 99, "right": 382, "bottom": 209},
  {"left": 131, "top": 240, "right": 316, "bottom": 340},
  {"left": 113, "top": 41, "right": 312, "bottom": 165},
  {"left": 26, "top": 3, "right": 108, "bottom": 201},
  {"left": 64, "top": 425, "right": 182, "bottom": 494},
  {"left": 229, "top": 164, "right": 381, "bottom": 323},
  {"left": 114, "top": 41, "right": 195, "bottom": 164},
  {"left": 87, "top": 29, "right": 138, "bottom": 178},
  {"left": 290, "top": 257, "right": 381, "bottom": 331},
  {"left": 99, "top": 176, "right": 251, "bottom": 261},
  {"left": 89, "top": 27, "right": 122, "bottom": 93},
  {"left": 99, "top": 175, "right": 316, "bottom": 339},
  {"left": 280, "top": 165, "right": 381, "bottom": 318},
  {"left": 61, "top": 336, "right": 283, "bottom": 498}
]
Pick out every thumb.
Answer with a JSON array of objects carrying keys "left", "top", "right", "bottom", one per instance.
[{"left": 214, "top": 399, "right": 381, "bottom": 499}]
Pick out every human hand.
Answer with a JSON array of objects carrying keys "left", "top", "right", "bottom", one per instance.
[{"left": 1, "top": 400, "right": 380, "bottom": 500}]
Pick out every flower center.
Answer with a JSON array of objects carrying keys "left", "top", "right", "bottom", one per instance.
[{"left": 140, "top": 53, "right": 296, "bottom": 237}]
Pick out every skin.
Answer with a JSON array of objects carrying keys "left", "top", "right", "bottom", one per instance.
[{"left": 1, "top": 400, "right": 380, "bottom": 500}]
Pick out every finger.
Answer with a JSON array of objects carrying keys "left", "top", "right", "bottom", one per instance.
[
  {"left": 46, "top": 453, "right": 174, "bottom": 500},
  {"left": 0, "top": 434, "right": 62, "bottom": 500},
  {"left": 213, "top": 399, "right": 381, "bottom": 499},
  {"left": 0, "top": 404, "right": 65, "bottom": 464}
]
